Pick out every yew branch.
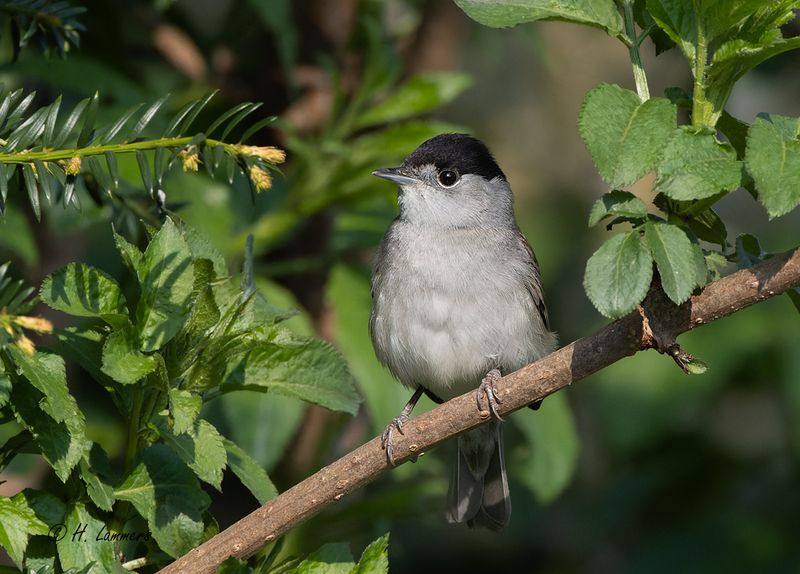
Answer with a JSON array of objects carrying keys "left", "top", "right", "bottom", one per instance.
[{"left": 159, "top": 247, "right": 800, "bottom": 574}]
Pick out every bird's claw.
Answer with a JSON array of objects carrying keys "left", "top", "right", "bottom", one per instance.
[
  {"left": 476, "top": 368, "right": 504, "bottom": 421},
  {"left": 381, "top": 413, "right": 409, "bottom": 466}
]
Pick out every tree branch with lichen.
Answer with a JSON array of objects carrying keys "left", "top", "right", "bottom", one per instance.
[{"left": 159, "top": 247, "right": 800, "bottom": 574}]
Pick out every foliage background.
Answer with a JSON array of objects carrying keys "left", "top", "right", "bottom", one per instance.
[{"left": 1, "top": 0, "right": 799, "bottom": 572}]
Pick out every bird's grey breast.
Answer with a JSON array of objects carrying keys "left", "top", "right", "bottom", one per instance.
[{"left": 370, "top": 222, "right": 551, "bottom": 398}]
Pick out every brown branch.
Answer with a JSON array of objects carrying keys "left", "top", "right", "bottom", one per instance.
[{"left": 159, "top": 247, "right": 800, "bottom": 574}]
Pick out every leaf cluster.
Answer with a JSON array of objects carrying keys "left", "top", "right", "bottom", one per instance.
[
  {"left": 0, "top": 88, "right": 284, "bottom": 220},
  {"left": 0, "top": 218, "right": 359, "bottom": 570},
  {"left": 0, "top": 0, "right": 85, "bottom": 61},
  {"left": 455, "top": 0, "right": 800, "bottom": 319}
]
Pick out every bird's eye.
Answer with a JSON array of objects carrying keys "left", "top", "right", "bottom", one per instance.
[{"left": 437, "top": 170, "right": 459, "bottom": 187}]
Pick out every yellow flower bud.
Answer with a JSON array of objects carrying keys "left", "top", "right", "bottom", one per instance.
[
  {"left": 179, "top": 147, "right": 201, "bottom": 172},
  {"left": 64, "top": 156, "right": 82, "bottom": 176},
  {"left": 13, "top": 315, "right": 53, "bottom": 334},
  {"left": 249, "top": 166, "right": 273, "bottom": 192},
  {"left": 235, "top": 145, "right": 286, "bottom": 164}
]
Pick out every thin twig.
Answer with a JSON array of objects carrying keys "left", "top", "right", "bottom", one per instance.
[{"left": 159, "top": 247, "right": 800, "bottom": 574}]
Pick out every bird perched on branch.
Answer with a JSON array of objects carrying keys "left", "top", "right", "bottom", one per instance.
[{"left": 369, "top": 133, "right": 557, "bottom": 530}]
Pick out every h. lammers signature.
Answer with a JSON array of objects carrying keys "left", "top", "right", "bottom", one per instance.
[{"left": 48, "top": 523, "right": 152, "bottom": 543}]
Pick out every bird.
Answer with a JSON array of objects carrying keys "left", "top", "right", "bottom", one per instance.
[{"left": 369, "top": 133, "right": 557, "bottom": 530}]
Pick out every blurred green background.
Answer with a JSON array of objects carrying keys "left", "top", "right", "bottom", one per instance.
[{"left": 1, "top": 1, "right": 799, "bottom": 572}]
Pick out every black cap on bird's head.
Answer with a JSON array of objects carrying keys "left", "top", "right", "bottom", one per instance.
[{"left": 373, "top": 134, "right": 506, "bottom": 185}]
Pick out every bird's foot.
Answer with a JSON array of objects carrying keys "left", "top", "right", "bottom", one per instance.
[
  {"left": 477, "top": 368, "right": 504, "bottom": 421},
  {"left": 381, "top": 413, "right": 410, "bottom": 466}
]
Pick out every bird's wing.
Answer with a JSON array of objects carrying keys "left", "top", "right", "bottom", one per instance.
[{"left": 514, "top": 228, "right": 550, "bottom": 330}]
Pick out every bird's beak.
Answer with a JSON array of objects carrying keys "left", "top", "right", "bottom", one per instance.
[{"left": 372, "top": 167, "right": 418, "bottom": 186}]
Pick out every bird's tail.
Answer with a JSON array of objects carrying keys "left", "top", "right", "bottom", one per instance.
[{"left": 446, "top": 420, "right": 510, "bottom": 530}]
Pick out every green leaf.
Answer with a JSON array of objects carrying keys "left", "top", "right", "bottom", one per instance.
[
  {"left": 169, "top": 388, "right": 202, "bottom": 435},
  {"left": 707, "top": 38, "right": 800, "bottom": 124},
  {"left": 40, "top": 263, "right": 128, "bottom": 326},
  {"left": 683, "top": 356, "right": 708, "bottom": 375},
  {"left": 21, "top": 163, "right": 40, "bottom": 220},
  {"left": 584, "top": 231, "right": 653, "bottom": 318},
  {"left": 53, "top": 326, "right": 115, "bottom": 388},
  {"left": 79, "top": 449, "right": 115, "bottom": 512},
  {"left": 101, "top": 327, "right": 158, "bottom": 385},
  {"left": 643, "top": 221, "right": 697, "bottom": 305},
  {"left": 454, "top": 0, "right": 623, "bottom": 36},
  {"left": 287, "top": 543, "right": 354, "bottom": 574},
  {"left": 184, "top": 259, "right": 221, "bottom": 334},
  {"left": 115, "top": 444, "right": 210, "bottom": 558},
  {"left": 786, "top": 289, "right": 800, "bottom": 314},
  {"left": 77, "top": 91, "right": 99, "bottom": 147},
  {"left": 684, "top": 207, "right": 728, "bottom": 247},
  {"left": 0, "top": 493, "right": 49, "bottom": 566},
  {"left": 10, "top": 376, "right": 90, "bottom": 482},
  {"left": 745, "top": 114, "right": 800, "bottom": 218},
  {"left": 654, "top": 128, "right": 742, "bottom": 200},
  {"left": 326, "top": 264, "right": 411, "bottom": 435},
  {"left": 136, "top": 218, "right": 195, "bottom": 352},
  {"left": 579, "top": 84, "right": 676, "bottom": 188},
  {"left": 646, "top": 0, "right": 698, "bottom": 64},
  {"left": 512, "top": 393, "right": 578, "bottom": 504},
  {"left": 160, "top": 419, "right": 227, "bottom": 490},
  {"left": 113, "top": 227, "right": 143, "bottom": 273},
  {"left": 735, "top": 233, "right": 763, "bottom": 269},
  {"left": 8, "top": 348, "right": 81, "bottom": 424},
  {"left": 53, "top": 95, "right": 90, "bottom": 148},
  {"left": 353, "top": 533, "right": 390, "bottom": 574},
  {"left": 588, "top": 190, "right": 648, "bottom": 227},
  {"left": 57, "top": 502, "right": 126, "bottom": 574},
  {"left": 236, "top": 335, "right": 361, "bottom": 415},
  {"left": 355, "top": 73, "right": 472, "bottom": 129},
  {"left": 223, "top": 437, "right": 277, "bottom": 505}
]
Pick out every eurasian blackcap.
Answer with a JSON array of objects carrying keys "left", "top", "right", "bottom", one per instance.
[{"left": 369, "top": 133, "right": 557, "bottom": 530}]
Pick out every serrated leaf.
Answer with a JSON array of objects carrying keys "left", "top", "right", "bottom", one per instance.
[
  {"left": 685, "top": 206, "right": 728, "bottom": 247},
  {"left": 101, "top": 327, "right": 157, "bottom": 385},
  {"left": 113, "top": 228, "right": 143, "bottom": 273},
  {"left": 288, "top": 543, "right": 354, "bottom": 574},
  {"left": 57, "top": 502, "right": 126, "bottom": 574},
  {"left": 79, "top": 447, "right": 115, "bottom": 512},
  {"left": 10, "top": 376, "right": 90, "bottom": 482},
  {"left": 355, "top": 73, "right": 472, "bottom": 129},
  {"left": 454, "top": 0, "right": 623, "bottom": 36},
  {"left": 512, "top": 393, "right": 578, "bottom": 504},
  {"left": 707, "top": 37, "right": 800, "bottom": 125},
  {"left": 40, "top": 262, "right": 128, "bottom": 326},
  {"left": 654, "top": 128, "right": 742, "bottom": 200},
  {"left": 588, "top": 190, "right": 648, "bottom": 227},
  {"left": 223, "top": 438, "right": 277, "bottom": 505},
  {"left": 184, "top": 259, "right": 221, "bottom": 334},
  {"left": 159, "top": 419, "right": 227, "bottom": 490},
  {"left": 169, "top": 389, "right": 202, "bottom": 435},
  {"left": 115, "top": 444, "right": 210, "bottom": 558},
  {"left": 8, "top": 348, "right": 82, "bottom": 425},
  {"left": 745, "top": 114, "right": 800, "bottom": 218},
  {"left": 646, "top": 0, "right": 698, "bottom": 64},
  {"left": 0, "top": 493, "right": 49, "bottom": 566},
  {"left": 235, "top": 336, "right": 361, "bottom": 415},
  {"left": 136, "top": 218, "right": 195, "bottom": 352},
  {"left": 643, "top": 221, "right": 697, "bottom": 304},
  {"left": 352, "top": 533, "right": 390, "bottom": 574},
  {"left": 579, "top": 84, "right": 676, "bottom": 187},
  {"left": 584, "top": 231, "right": 653, "bottom": 318}
]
